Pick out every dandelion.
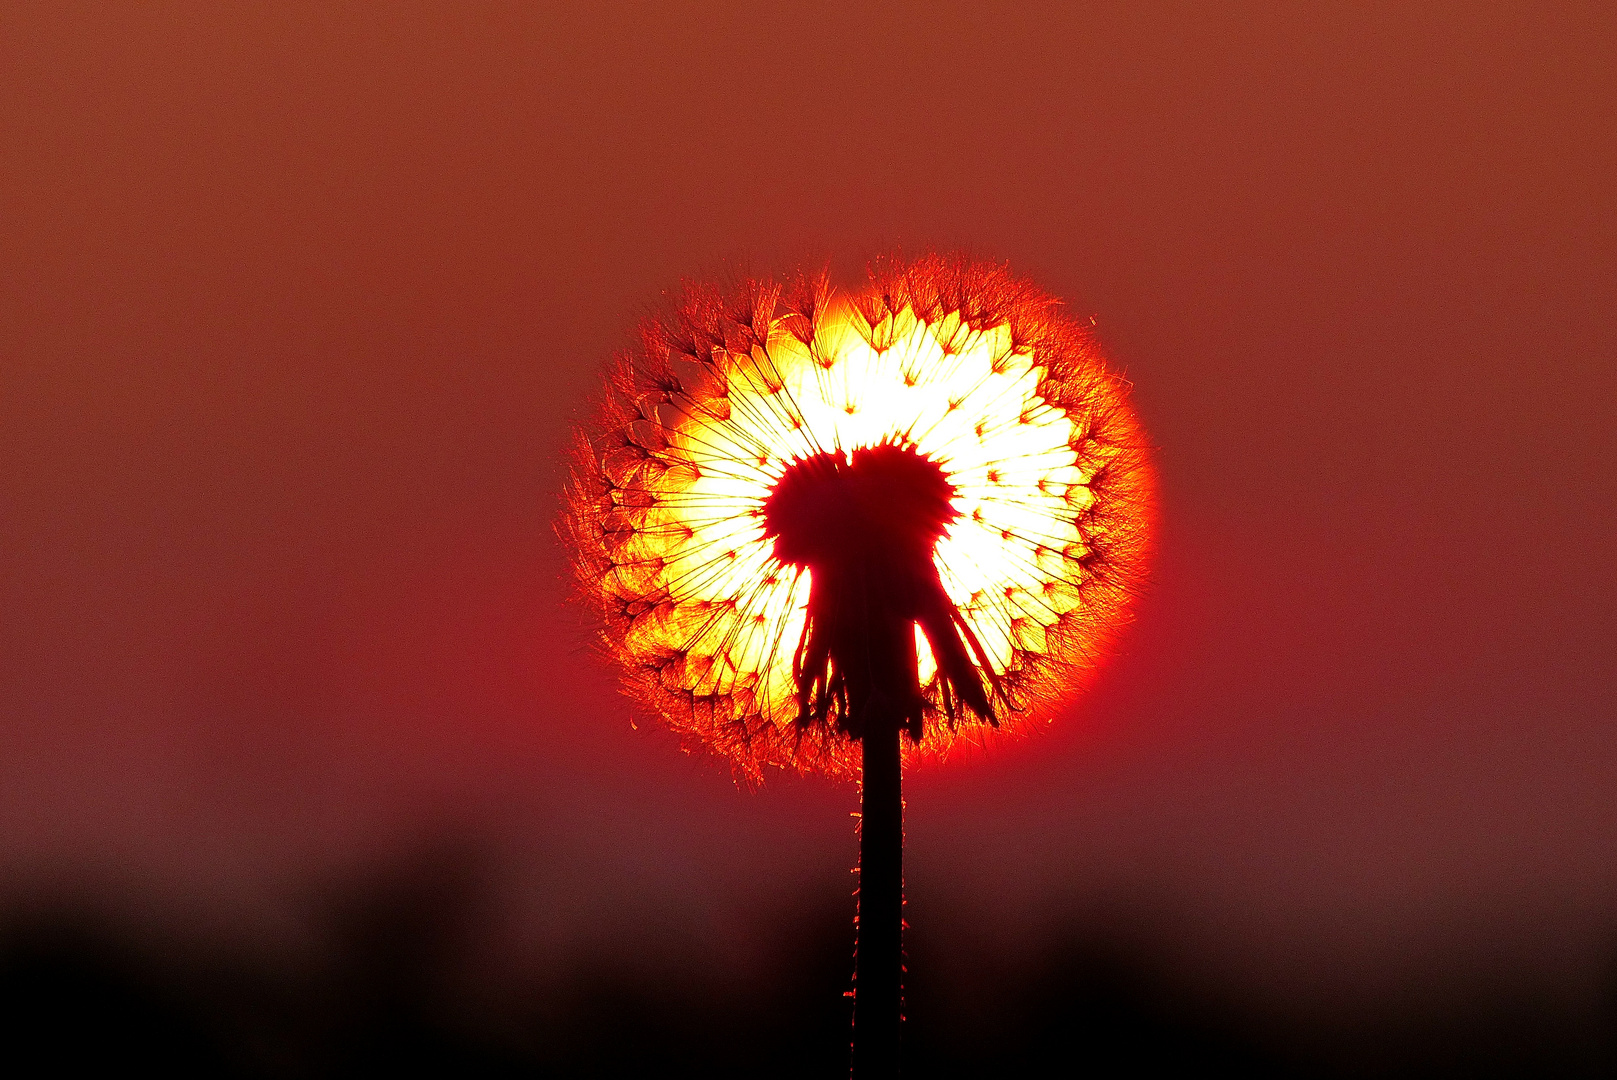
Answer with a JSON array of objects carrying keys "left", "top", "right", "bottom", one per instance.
[{"left": 562, "top": 254, "right": 1152, "bottom": 1074}]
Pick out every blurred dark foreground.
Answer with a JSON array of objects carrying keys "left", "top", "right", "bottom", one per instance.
[{"left": 4, "top": 873, "right": 1615, "bottom": 1080}]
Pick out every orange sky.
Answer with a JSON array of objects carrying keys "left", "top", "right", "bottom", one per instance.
[{"left": 3, "top": 2, "right": 1614, "bottom": 1067}]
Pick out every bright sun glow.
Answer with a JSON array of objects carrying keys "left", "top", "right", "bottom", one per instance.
[{"left": 565, "top": 257, "right": 1152, "bottom": 779}]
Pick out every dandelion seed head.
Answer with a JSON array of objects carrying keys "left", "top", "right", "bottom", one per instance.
[{"left": 562, "top": 255, "right": 1153, "bottom": 781}]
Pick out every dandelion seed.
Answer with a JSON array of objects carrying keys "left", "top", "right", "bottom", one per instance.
[{"left": 560, "top": 254, "right": 1153, "bottom": 1075}]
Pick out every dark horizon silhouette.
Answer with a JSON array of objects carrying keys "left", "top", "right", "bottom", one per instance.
[{"left": 5, "top": 871, "right": 1615, "bottom": 1076}]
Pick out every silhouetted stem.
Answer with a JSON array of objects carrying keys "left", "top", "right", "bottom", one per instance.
[{"left": 852, "top": 713, "right": 903, "bottom": 1078}]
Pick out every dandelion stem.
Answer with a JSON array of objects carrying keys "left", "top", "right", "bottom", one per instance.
[{"left": 853, "top": 710, "right": 903, "bottom": 1077}]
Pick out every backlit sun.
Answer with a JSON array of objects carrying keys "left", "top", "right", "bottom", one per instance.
[{"left": 563, "top": 255, "right": 1152, "bottom": 780}]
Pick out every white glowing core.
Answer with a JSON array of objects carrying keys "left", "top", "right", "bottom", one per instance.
[{"left": 621, "top": 304, "right": 1101, "bottom": 731}]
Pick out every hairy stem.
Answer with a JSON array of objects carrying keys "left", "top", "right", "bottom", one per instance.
[{"left": 853, "top": 713, "right": 903, "bottom": 1078}]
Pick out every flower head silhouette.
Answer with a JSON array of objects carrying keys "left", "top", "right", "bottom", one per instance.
[{"left": 563, "top": 255, "right": 1152, "bottom": 782}]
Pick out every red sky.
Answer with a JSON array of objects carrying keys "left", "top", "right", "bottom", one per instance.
[{"left": 3, "top": 2, "right": 1614, "bottom": 1065}]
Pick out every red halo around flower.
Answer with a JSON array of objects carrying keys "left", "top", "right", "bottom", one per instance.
[{"left": 562, "top": 255, "right": 1153, "bottom": 781}]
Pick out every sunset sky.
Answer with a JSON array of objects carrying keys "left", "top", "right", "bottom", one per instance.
[{"left": 3, "top": 4, "right": 1614, "bottom": 1073}]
